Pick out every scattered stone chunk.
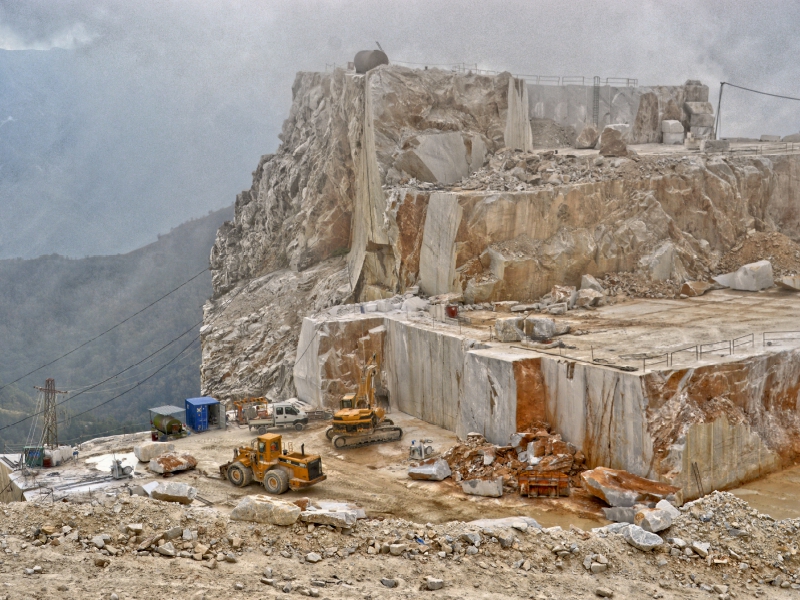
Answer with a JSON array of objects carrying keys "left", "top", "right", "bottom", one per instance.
[
  {"left": 151, "top": 482, "right": 197, "bottom": 505},
  {"left": 622, "top": 525, "right": 663, "bottom": 552},
  {"left": 599, "top": 126, "right": 628, "bottom": 157},
  {"left": 300, "top": 510, "right": 357, "bottom": 528},
  {"left": 425, "top": 576, "right": 444, "bottom": 590},
  {"left": 777, "top": 275, "right": 800, "bottom": 291},
  {"left": 634, "top": 508, "right": 672, "bottom": 533},
  {"left": 581, "top": 467, "right": 683, "bottom": 507},
  {"left": 680, "top": 281, "right": 713, "bottom": 297},
  {"left": 575, "top": 125, "right": 599, "bottom": 149},
  {"left": 575, "top": 288, "right": 602, "bottom": 308},
  {"left": 230, "top": 495, "right": 300, "bottom": 526},
  {"left": 389, "top": 544, "right": 406, "bottom": 556},
  {"left": 595, "top": 588, "right": 614, "bottom": 598},
  {"left": 580, "top": 274, "right": 605, "bottom": 293},
  {"left": 690, "top": 540, "right": 710, "bottom": 558},
  {"left": 148, "top": 452, "right": 198, "bottom": 475},
  {"left": 655, "top": 499, "right": 681, "bottom": 519},
  {"left": 408, "top": 457, "right": 452, "bottom": 481},
  {"left": 305, "top": 552, "right": 322, "bottom": 563},
  {"left": 494, "top": 316, "right": 524, "bottom": 342},
  {"left": 524, "top": 316, "right": 570, "bottom": 339},
  {"left": 461, "top": 477, "right": 504, "bottom": 498},
  {"left": 133, "top": 442, "right": 175, "bottom": 462}
]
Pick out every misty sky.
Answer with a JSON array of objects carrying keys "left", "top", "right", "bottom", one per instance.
[{"left": 2, "top": 0, "right": 799, "bottom": 259}]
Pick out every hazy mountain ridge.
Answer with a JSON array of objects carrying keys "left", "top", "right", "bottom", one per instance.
[{"left": 0, "top": 204, "right": 233, "bottom": 447}]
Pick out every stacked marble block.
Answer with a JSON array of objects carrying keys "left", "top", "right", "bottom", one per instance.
[
  {"left": 683, "top": 79, "right": 714, "bottom": 140},
  {"left": 662, "top": 120, "right": 684, "bottom": 145}
]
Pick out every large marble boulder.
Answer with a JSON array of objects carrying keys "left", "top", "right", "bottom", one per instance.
[
  {"left": 574, "top": 125, "right": 599, "bottom": 149},
  {"left": 599, "top": 126, "right": 628, "bottom": 157},
  {"left": 712, "top": 260, "right": 773, "bottom": 291},
  {"left": 581, "top": 467, "right": 682, "bottom": 507},
  {"left": 230, "top": 495, "right": 301, "bottom": 526},
  {"left": 151, "top": 482, "right": 196, "bottom": 505}
]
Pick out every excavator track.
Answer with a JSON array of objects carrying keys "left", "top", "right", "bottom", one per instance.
[{"left": 331, "top": 426, "right": 403, "bottom": 449}]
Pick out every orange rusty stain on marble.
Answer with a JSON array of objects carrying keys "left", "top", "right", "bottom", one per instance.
[
  {"left": 394, "top": 191, "right": 429, "bottom": 288},
  {"left": 513, "top": 358, "right": 549, "bottom": 432}
]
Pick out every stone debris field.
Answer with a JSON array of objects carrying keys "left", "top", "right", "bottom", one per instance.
[
  {"left": 3, "top": 485, "right": 800, "bottom": 600},
  {"left": 8, "top": 58, "right": 800, "bottom": 600}
]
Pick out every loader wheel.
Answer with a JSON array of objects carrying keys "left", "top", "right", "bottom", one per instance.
[
  {"left": 294, "top": 422, "right": 305, "bottom": 431},
  {"left": 264, "top": 469, "right": 290, "bottom": 494},
  {"left": 333, "top": 435, "right": 347, "bottom": 449},
  {"left": 226, "top": 462, "right": 252, "bottom": 487},
  {"left": 325, "top": 427, "right": 335, "bottom": 441}
]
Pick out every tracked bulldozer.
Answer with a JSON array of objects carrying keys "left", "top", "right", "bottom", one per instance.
[
  {"left": 325, "top": 354, "right": 402, "bottom": 449},
  {"left": 219, "top": 433, "right": 326, "bottom": 494}
]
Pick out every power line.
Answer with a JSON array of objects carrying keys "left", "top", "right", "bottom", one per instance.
[
  {"left": 722, "top": 82, "right": 800, "bottom": 103},
  {"left": 0, "top": 281, "right": 245, "bottom": 435},
  {"left": 0, "top": 321, "right": 201, "bottom": 434},
  {"left": 57, "top": 336, "right": 201, "bottom": 424},
  {"left": 716, "top": 81, "right": 800, "bottom": 139},
  {"left": 0, "top": 267, "right": 209, "bottom": 394}
]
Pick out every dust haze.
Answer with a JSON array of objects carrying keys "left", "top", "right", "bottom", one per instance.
[{"left": 1, "top": 0, "right": 798, "bottom": 258}]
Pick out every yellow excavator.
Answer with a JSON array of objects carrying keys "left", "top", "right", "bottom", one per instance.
[{"left": 325, "top": 354, "right": 403, "bottom": 449}]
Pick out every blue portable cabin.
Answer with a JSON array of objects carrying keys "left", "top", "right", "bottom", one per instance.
[{"left": 185, "top": 397, "right": 223, "bottom": 433}]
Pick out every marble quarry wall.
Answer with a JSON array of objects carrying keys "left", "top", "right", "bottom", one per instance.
[
  {"left": 202, "top": 62, "right": 800, "bottom": 452},
  {"left": 397, "top": 152, "right": 789, "bottom": 301},
  {"left": 294, "top": 311, "right": 800, "bottom": 499}
]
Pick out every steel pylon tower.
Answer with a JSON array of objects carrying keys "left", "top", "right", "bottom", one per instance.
[{"left": 33, "top": 378, "right": 68, "bottom": 448}]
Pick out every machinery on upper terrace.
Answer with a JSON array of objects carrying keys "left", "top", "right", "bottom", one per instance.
[{"left": 325, "top": 354, "right": 403, "bottom": 449}]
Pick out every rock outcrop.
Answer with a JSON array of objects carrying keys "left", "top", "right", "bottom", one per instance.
[{"left": 202, "top": 64, "right": 800, "bottom": 411}]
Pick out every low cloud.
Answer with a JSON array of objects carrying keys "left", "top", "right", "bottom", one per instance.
[{"left": 0, "top": 20, "right": 94, "bottom": 51}]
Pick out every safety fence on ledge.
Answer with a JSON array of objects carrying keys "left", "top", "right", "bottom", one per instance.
[{"left": 325, "top": 60, "right": 638, "bottom": 87}]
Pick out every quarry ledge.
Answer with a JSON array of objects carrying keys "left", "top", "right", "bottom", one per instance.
[{"left": 294, "top": 288, "right": 800, "bottom": 500}]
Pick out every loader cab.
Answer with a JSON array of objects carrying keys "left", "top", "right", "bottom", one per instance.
[
  {"left": 340, "top": 394, "right": 355, "bottom": 409},
  {"left": 256, "top": 433, "right": 283, "bottom": 464}
]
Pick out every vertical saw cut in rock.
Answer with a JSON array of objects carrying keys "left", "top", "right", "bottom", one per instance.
[{"left": 325, "top": 354, "right": 403, "bottom": 449}]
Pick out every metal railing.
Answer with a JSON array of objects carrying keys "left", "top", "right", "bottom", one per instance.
[
  {"left": 642, "top": 353, "right": 670, "bottom": 372},
  {"left": 732, "top": 333, "right": 755, "bottom": 352},
  {"left": 763, "top": 331, "right": 800, "bottom": 346},
  {"left": 700, "top": 340, "right": 732, "bottom": 358},
  {"left": 397, "top": 62, "right": 638, "bottom": 87}
]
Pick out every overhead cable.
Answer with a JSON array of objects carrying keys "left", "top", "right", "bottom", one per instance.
[{"left": 0, "top": 267, "right": 209, "bottom": 394}]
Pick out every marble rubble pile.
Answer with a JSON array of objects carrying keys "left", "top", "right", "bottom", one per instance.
[
  {"left": 7, "top": 479, "right": 800, "bottom": 597},
  {"left": 438, "top": 430, "right": 586, "bottom": 497}
]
